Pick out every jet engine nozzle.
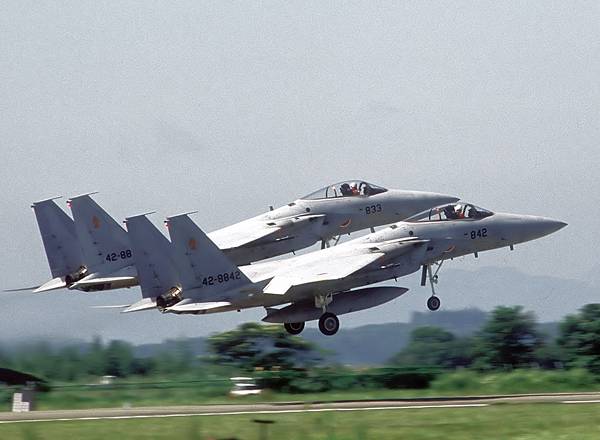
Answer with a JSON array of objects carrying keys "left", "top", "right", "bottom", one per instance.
[
  {"left": 65, "top": 266, "right": 89, "bottom": 286},
  {"left": 156, "top": 286, "right": 183, "bottom": 312}
]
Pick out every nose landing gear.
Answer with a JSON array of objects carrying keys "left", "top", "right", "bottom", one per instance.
[
  {"left": 421, "top": 262, "right": 444, "bottom": 311},
  {"left": 427, "top": 295, "right": 441, "bottom": 311}
]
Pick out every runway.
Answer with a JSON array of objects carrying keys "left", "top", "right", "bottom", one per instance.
[{"left": 2, "top": 392, "right": 600, "bottom": 424}]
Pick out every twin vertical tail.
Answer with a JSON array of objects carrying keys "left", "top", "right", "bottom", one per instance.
[
  {"left": 124, "top": 214, "right": 180, "bottom": 309},
  {"left": 31, "top": 198, "right": 86, "bottom": 290},
  {"left": 68, "top": 194, "right": 133, "bottom": 274},
  {"left": 125, "top": 212, "right": 251, "bottom": 312},
  {"left": 165, "top": 213, "right": 251, "bottom": 294}
]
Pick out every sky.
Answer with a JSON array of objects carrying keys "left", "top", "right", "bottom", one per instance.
[{"left": 1, "top": 1, "right": 599, "bottom": 343}]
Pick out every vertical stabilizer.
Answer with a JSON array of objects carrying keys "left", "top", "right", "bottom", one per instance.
[
  {"left": 124, "top": 214, "right": 179, "bottom": 299},
  {"left": 68, "top": 194, "right": 132, "bottom": 272},
  {"left": 165, "top": 213, "right": 250, "bottom": 293},
  {"left": 31, "top": 198, "right": 85, "bottom": 278}
]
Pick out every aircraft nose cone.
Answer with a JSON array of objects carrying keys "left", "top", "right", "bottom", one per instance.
[
  {"left": 520, "top": 216, "right": 567, "bottom": 241},
  {"left": 538, "top": 218, "right": 568, "bottom": 235}
]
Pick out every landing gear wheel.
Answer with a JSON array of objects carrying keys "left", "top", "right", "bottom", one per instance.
[
  {"left": 284, "top": 322, "right": 305, "bottom": 335},
  {"left": 318, "top": 312, "right": 340, "bottom": 336},
  {"left": 427, "top": 296, "right": 441, "bottom": 311}
]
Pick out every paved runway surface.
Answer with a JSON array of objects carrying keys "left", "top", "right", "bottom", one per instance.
[{"left": 2, "top": 392, "right": 600, "bottom": 424}]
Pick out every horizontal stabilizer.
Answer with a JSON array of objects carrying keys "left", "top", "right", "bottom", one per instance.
[
  {"left": 122, "top": 297, "right": 157, "bottom": 313},
  {"left": 91, "top": 304, "right": 131, "bottom": 309},
  {"left": 166, "top": 300, "right": 231, "bottom": 313},
  {"left": 3, "top": 285, "right": 42, "bottom": 292},
  {"left": 263, "top": 252, "right": 384, "bottom": 295},
  {"left": 33, "top": 277, "right": 67, "bottom": 293},
  {"left": 71, "top": 275, "right": 137, "bottom": 289}
]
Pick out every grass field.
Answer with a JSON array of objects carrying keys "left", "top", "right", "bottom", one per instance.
[
  {"left": 2, "top": 403, "right": 600, "bottom": 439},
  {"left": 5, "top": 368, "right": 597, "bottom": 411}
]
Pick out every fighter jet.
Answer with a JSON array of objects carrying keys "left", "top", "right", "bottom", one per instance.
[
  {"left": 16, "top": 181, "right": 458, "bottom": 293},
  {"left": 119, "top": 202, "right": 566, "bottom": 336}
]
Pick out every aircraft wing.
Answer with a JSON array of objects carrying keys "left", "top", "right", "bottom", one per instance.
[
  {"left": 263, "top": 252, "right": 384, "bottom": 295},
  {"left": 208, "top": 214, "right": 325, "bottom": 250},
  {"left": 208, "top": 220, "right": 281, "bottom": 250},
  {"left": 262, "top": 237, "right": 428, "bottom": 296}
]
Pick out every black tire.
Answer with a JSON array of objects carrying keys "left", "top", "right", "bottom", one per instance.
[
  {"left": 427, "top": 296, "right": 441, "bottom": 311},
  {"left": 284, "top": 322, "right": 305, "bottom": 335},
  {"left": 318, "top": 312, "right": 340, "bottom": 336}
]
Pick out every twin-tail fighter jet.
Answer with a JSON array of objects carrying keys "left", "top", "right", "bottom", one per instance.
[
  {"left": 18, "top": 181, "right": 458, "bottom": 294},
  {"left": 120, "top": 202, "right": 566, "bottom": 336}
]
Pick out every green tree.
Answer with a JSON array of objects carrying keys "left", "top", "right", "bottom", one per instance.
[
  {"left": 206, "top": 322, "right": 321, "bottom": 371},
  {"left": 388, "top": 326, "right": 473, "bottom": 368},
  {"left": 473, "top": 306, "right": 542, "bottom": 370},
  {"left": 84, "top": 336, "right": 106, "bottom": 376},
  {"left": 54, "top": 347, "right": 83, "bottom": 381},
  {"left": 104, "top": 340, "right": 134, "bottom": 377},
  {"left": 558, "top": 304, "right": 600, "bottom": 374}
]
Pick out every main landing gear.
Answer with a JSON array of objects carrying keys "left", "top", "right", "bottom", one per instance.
[
  {"left": 318, "top": 312, "right": 340, "bottom": 336},
  {"left": 421, "top": 262, "right": 444, "bottom": 311},
  {"left": 284, "top": 322, "right": 305, "bottom": 335},
  {"left": 283, "top": 293, "right": 341, "bottom": 336},
  {"left": 283, "top": 313, "right": 340, "bottom": 336}
]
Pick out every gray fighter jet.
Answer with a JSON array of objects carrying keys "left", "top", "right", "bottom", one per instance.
[
  {"left": 19, "top": 181, "right": 457, "bottom": 293},
  {"left": 120, "top": 202, "right": 566, "bottom": 336}
]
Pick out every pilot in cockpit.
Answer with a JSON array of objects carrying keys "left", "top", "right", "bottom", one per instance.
[
  {"left": 443, "top": 205, "right": 458, "bottom": 220},
  {"left": 351, "top": 184, "right": 360, "bottom": 196},
  {"left": 443, "top": 204, "right": 465, "bottom": 220},
  {"left": 340, "top": 183, "right": 353, "bottom": 196}
]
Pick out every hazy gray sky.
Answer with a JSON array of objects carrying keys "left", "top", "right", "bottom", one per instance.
[{"left": 1, "top": 2, "right": 598, "bottom": 342}]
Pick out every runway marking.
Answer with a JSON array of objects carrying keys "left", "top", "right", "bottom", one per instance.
[
  {"left": 0, "top": 404, "right": 488, "bottom": 424},
  {"left": 562, "top": 400, "right": 600, "bottom": 404}
]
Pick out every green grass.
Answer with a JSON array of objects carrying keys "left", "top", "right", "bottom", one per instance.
[
  {"left": 2, "top": 403, "right": 600, "bottom": 439},
  {"left": 32, "top": 369, "right": 600, "bottom": 410},
  {"left": 4, "top": 369, "right": 600, "bottom": 412}
]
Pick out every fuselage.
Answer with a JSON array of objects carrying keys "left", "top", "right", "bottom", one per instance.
[
  {"left": 210, "top": 188, "right": 458, "bottom": 265},
  {"left": 179, "top": 207, "right": 566, "bottom": 314}
]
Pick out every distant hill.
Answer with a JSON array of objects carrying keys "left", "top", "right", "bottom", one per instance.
[
  {"left": 130, "top": 309, "right": 490, "bottom": 365},
  {"left": 301, "top": 308, "right": 488, "bottom": 365},
  {"left": 1, "top": 308, "right": 560, "bottom": 367}
]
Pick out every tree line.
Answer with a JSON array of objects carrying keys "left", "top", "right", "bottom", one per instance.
[
  {"left": 389, "top": 304, "right": 600, "bottom": 373},
  {"left": 1, "top": 304, "right": 600, "bottom": 384}
]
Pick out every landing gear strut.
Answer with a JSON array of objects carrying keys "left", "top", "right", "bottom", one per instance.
[
  {"left": 321, "top": 235, "right": 342, "bottom": 249},
  {"left": 318, "top": 312, "right": 339, "bottom": 336},
  {"left": 284, "top": 322, "right": 305, "bottom": 335},
  {"left": 421, "top": 262, "right": 444, "bottom": 312}
]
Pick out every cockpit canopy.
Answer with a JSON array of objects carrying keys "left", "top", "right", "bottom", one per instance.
[
  {"left": 409, "top": 203, "right": 494, "bottom": 222},
  {"left": 301, "top": 181, "right": 388, "bottom": 200}
]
